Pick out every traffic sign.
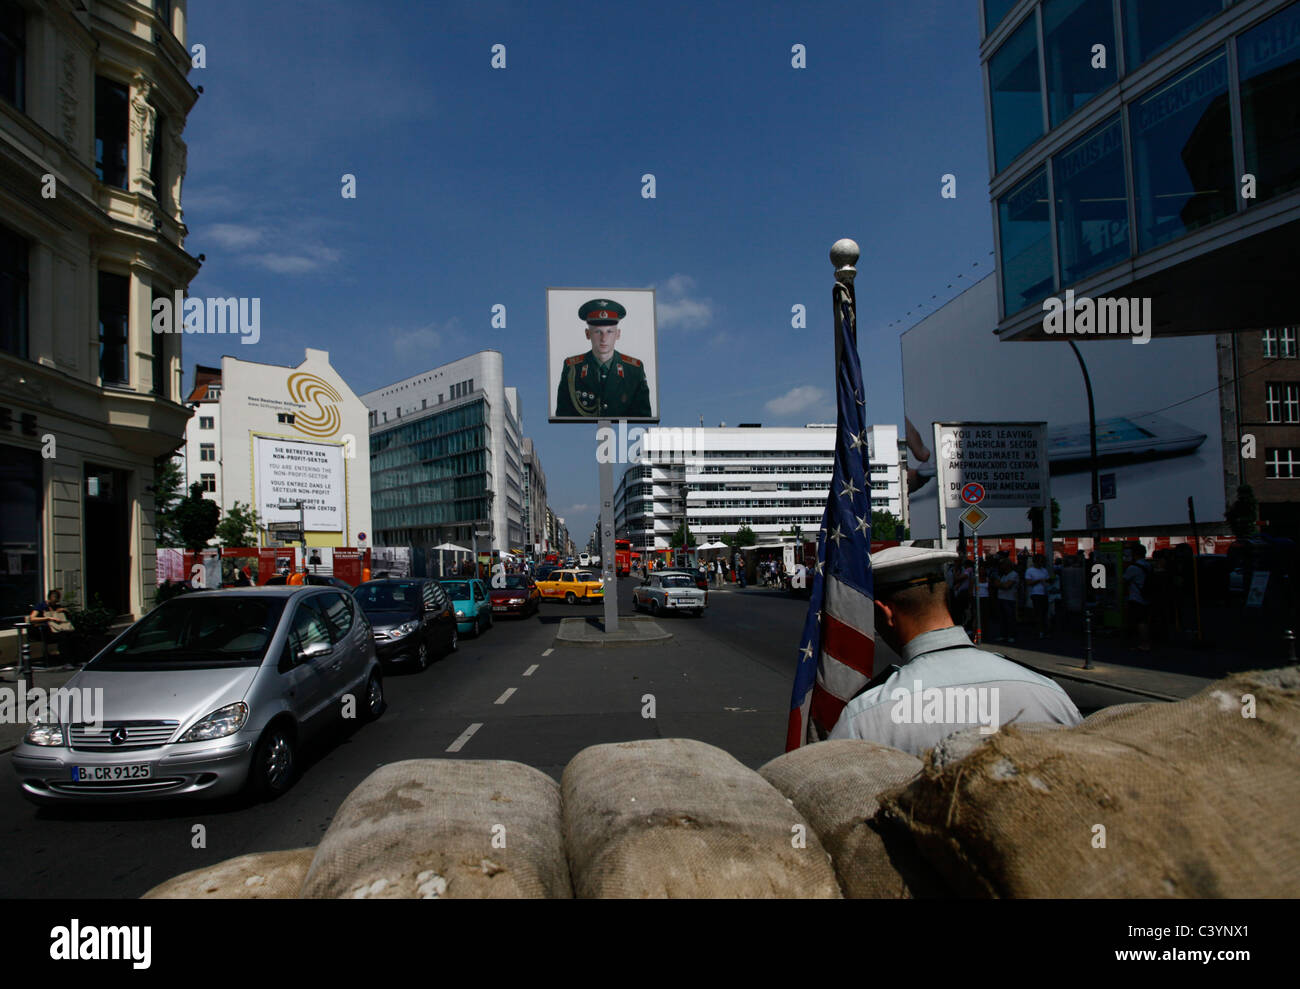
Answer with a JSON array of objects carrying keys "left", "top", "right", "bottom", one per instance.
[
  {"left": 1100, "top": 473, "right": 1117, "bottom": 501},
  {"left": 273, "top": 529, "right": 302, "bottom": 543},
  {"left": 959, "top": 505, "right": 989, "bottom": 530},
  {"left": 960, "top": 482, "right": 986, "bottom": 506},
  {"left": 1086, "top": 502, "right": 1105, "bottom": 530}
]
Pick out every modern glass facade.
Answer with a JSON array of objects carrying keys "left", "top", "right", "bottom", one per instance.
[
  {"left": 984, "top": 0, "right": 1300, "bottom": 327},
  {"left": 369, "top": 398, "right": 493, "bottom": 542}
]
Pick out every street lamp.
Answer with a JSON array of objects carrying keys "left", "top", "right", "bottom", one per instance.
[{"left": 1067, "top": 340, "right": 1100, "bottom": 671}]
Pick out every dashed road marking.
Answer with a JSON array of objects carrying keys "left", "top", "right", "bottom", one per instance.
[
  {"left": 542, "top": 648, "right": 553, "bottom": 657},
  {"left": 523, "top": 664, "right": 539, "bottom": 677},
  {"left": 494, "top": 688, "right": 517, "bottom": 705},
  {"left": 446, "top": 723, "right": 482, "bottom": 752}
]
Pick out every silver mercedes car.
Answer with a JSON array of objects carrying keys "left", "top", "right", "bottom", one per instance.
[{"left": 11, "top": 586, "right": 384, "bottom": 805}]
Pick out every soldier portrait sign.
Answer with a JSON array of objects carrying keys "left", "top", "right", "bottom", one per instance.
[{"left": 547, "top": 288, "right": 659, "bottom": 423}]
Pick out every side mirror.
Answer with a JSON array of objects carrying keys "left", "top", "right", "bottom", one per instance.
[{"left": 299, "top": 640, "right": 331, "bottom": 661}]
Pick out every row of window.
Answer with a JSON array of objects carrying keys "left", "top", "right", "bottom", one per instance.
[
  {"left": 1265, "top": 448, "right": 1300, "bottom": 476},
  {"left": 988, "top": 0, "right": 1259, "bottom": 171},
  {"left": 373, "top": 498, "right": 493, "bottom": 528},
  {"left": 998, "top": 2, "right": 1300, "bottom": 315},
  {"left": 1263, "top": 327, "right": 1298, "bottom": 357},
  {"left": 370, "top": 400, "right": 486, "bottom": 447}
]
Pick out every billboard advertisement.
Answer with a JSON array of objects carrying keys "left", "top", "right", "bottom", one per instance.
[
  {"left": 546, "top": 288, "right": 659, "bottom": 422},
  {"left": 254, "top": 436, "right": 346, "bottom": 532},
  {"left": 901, "top": 275, "right": 1225, "bottom": 538}
]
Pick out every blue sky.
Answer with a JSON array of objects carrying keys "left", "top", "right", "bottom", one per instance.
[{"left": 183, "top": 0, "right": 995, "bottom": 541}]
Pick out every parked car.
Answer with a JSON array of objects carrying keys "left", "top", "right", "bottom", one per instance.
[
  {"left": 354, "top": 578, "right": 458, "bottom": 670},
  {"left": 11, "top": 587, "right": 383, "bottom": 805},
  {"left": 578, "top": 552, "right": 591, "bottom": 567},
  {"left": 303, "top": 574, "right": 356, "bottom": 592},
  {"left": 633, "top": 570, "right": 707, "bottom": 617},
  {"left": 438, "top": 578, "right": 493, "bottom": 636},
  {"left": 488, "top": 575, "right": 541, "bottom": 617},
  {"left": 535, "top": 568, "right": 605, "bottom": 604},
  {"left": 535, "top": 564, "right": 557, "bottom": 582}
]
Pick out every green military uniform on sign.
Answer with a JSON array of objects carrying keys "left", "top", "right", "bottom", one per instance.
[{"left": 555, "top": 350, "right": 651, "bottom": 418}]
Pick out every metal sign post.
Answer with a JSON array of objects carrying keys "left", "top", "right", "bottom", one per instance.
[{"left": 598, "top": 418, "right": 618, "bottom": 633}]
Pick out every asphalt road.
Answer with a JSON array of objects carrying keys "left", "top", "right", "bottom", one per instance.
[{"left": 0, "top": 580, "right": 1142, "bottom": 898}]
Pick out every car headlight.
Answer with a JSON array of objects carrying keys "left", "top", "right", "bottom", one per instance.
[
  {"left": 394, "top": 620, "right": 420, "bottom": 637},
  {"left": 178, "top": 702, "right": 248, "bottom": 743},
  {"left": 455, "top": 609, "right": 465, "bottom": 618},
  {"left": 24, "top": 722, "right": 65, "bottom": 747}
]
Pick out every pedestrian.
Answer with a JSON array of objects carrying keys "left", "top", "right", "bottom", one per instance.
[
  {"left": 1123, "top": 544, "right": 1153, "bottom": 652},
  {"left": 995, "top": 557, "right": 1019, "bottom": 644},
  {"left": 27, "top": 588, "right": 72, "bottom": 666},
  {"left": 829, "top": 547, "right": 1082, "bottom": 755},
  {"left": 1024, "top": 553, "right": 1050, "bottom": 639}
]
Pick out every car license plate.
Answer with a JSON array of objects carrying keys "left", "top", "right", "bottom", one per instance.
[
  {"left": 493, "top": 605, "right": 507, "bottom": 611},
  {"left": 72, "top": 764, "right": 151, "bottom": 782}
]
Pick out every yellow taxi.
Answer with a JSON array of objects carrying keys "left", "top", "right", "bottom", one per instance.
[{"left": 535, "top": 568, "right": 605, "bottom": 604}]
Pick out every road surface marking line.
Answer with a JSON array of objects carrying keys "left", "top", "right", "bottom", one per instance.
[
  {"left": 446, "top": 723, "right": 483, "bottom": 752},
  {"left": 523, "top": 664, "right": 539, "bottom": 677},
  {"left": 542, "top": 648, "right": 553, "bottom": 657},
  {"left": 494, "top": 688, "right": 517, "bottom": 705}
]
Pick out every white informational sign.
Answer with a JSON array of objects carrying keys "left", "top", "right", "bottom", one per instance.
[
  {"left": 255, "top": 436, "right": 346, "bottom": 532},
  {"left": 936, "top": 422, "right": 1048, "bottom": 509}
]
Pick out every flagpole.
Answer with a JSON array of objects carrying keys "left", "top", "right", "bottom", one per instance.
[{"left": 830, "top": 239, "right": 859, "bottom": 362}]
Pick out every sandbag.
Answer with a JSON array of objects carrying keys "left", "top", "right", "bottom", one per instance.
[
  {"left": 881, "top": 668, "right": 1300, "bottom": 898},
  {"left": 563, "top": 738, "right": 841, "bottom": 898},
  {"left": 300, "top": 759, "right": 571, "bottom": 898},
  {"left": 142, "top": 848, "right": 314, "bottom": 899},
  {"left": 760, "top": 739, "right": 942, "bottom": 898}
]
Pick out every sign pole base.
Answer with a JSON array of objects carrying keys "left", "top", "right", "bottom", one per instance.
[{"left": 598, "top": 419, "right": 618, "bottom": 634}]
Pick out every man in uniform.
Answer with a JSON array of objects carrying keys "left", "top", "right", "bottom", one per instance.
[
  {"left": 829, "top": 546, "right": 1081, "bottom": 756},
  {"left": 555, "top": 298, "right": 652, "bottom": 418}
]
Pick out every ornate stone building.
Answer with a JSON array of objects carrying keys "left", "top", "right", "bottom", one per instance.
[{"left": 0, "top": 0, "right": 200, "bottom": 624}]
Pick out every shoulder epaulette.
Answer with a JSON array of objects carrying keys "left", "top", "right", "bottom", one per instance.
[
  {"left": 620, "top": 354, "right": 643, "bottom": 368},
  {"left": 565, "top": 354, "right": 585, "bottom": 366}
]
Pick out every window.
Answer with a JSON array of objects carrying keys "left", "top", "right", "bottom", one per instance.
[
  {"left": 200, "top": 443, "right": 215, "bottom": 461},
  {"left": 984, "top": 0, "right": 1018, "bottom": 36},
  {"left": 199, "top": 416, "right": 214, "bottom": 429},
  {"left": 1263, "top": 327, "right": 1298, "bottom": 358},
  {"left": 989, "top": 13, "right": 1045, "bottom": 172},
  {"left": 1054, "top": 115, "right": 1130, "bottom": 284},
  {"left": 1123, "top": 0, "right": 1222, "bottom": 70},
  {"left": 1265, "top": 448, "right": 1300, "bottom": 479},
  {"left": 98, "top": 272, "right": 130, "bottom": 385},
  {"left": 150, "top": 111, "right": 166, "bottom": 198},
  {"left": 0, "top": 444, "right": 40, "bottom": 619},
  {"left": 151, "top": 291, "right": 168, "bottom": 396},
  {"left": 998, "top": 166, "right": 1054, "bottom": 314},
  {"left": 277, "top": 413, "right": 296, "bottom": 424},
  {"left": 155, "top": 0, "right": 173, "bottom": 32},
  {"left": 317, "top": 593, "right": 354, "bottom": 641},
  {"left": 1239, "top": 1, "right": 1300, "bottom": 203},
  {"left": 287, "top": 600, "right": 332, "bottom": 659},
  {"left": 200, "top": 473, "right": 216, "bottom": 492},
  {"left": 1265, "top": 383, "right": 1300, "bottom": 423},
  {"left": 1044, "top": 0, "right": 1117, "bottom": 126},
  {"left": 0, "top": 0, "right": 24, "bottom": 110},
  {"left": 94, "top": 76, "right": 129, "bottom": 190},
  {"left": 0, "top": 223, "right": 28, "bottom": 359},
  {"left": 207, "top": 385, "right": 221, "bottom": 398},
  {"left": 1130, "top": 50, "right": 1234, "bottom": 252}
]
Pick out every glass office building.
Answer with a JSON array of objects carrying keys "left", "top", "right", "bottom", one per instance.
[{"left": 982, "top": 0, "right": 1300, "bottom": 340}]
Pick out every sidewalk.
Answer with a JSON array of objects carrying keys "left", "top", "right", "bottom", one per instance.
[{"left": 0, "top": 665, "right": 82, "bottom": 754}]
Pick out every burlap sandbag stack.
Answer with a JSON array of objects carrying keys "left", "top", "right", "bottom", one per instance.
[
  {"left": 759, "top": 739, "right": 947, "bottom": 898},
  {"left": 299, "top": 758, "right": 572, "bottom": 898},
  {"left": 880, "top": 668, "right": 1300, "bottom": 897},
  {"left": 563, "top": 738, "right": 841, "bottom": 897},
  {"left": 143, "top": 848, "right": 316, "bottom": 899}
]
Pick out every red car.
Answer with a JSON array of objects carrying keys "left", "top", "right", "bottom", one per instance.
[{"left": 488, "top": 575, "right": 541, "bottom": 617}]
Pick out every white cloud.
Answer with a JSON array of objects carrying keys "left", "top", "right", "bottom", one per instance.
[
  {"left": 655, "top": 273, "right": 713, "bottom": 330},
  {"left": 246, "top": 245, "right": 342, "bottom": 274},
  {"left": 205, "top": 223, "right": 264, "bottom": 249},
  {"left": 765, "top": 385, "right": 827, "bottom": 417},
  {"left": 392, "top": 325, "right": 444, "bottom": 362}
]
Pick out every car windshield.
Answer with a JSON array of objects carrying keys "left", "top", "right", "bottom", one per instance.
[
  {"left": 89, "top": 596, "right": 287, "bottom": 670},
  {"left": 662, "top": 575, "right": 695, "bottom": 588},
  {"left": 441, "top": 581, "right": 471, "bottom": 599},
  {"left": 497, "top": 576, "right": 528, "bottom": 589},
  {"left": 577, "top": 572, "right": 598, "bottom": 582},
  {"left": 354, "top": 581, "right": 421, "bottom": 614}
]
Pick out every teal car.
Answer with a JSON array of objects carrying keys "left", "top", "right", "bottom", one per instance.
[{"left": 438, "top": 578, "right": 493, "bottom": 637}]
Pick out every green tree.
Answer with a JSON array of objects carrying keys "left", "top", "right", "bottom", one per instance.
[
  {"left": 872, "top": 509, "right": 909, "bottom": 540},
  {"left": 151, "top": 455, "right": 186, "bottom": 548},
  {"left": 1226, "top": 485, "right": 1259, "bottom": 538},
  {"left": 1025, "top": 499, "right": 1061, "bottom": 542},
  {"left": 670, "top": 521, "right": 697, "bottom": 549},
  {"left": 174, "top": 482, "right": 220, "bottom": 551},
  {"left": 215, "top": 500, "right": 260, "bottom": 547},
  {"left": 734, "top": 525, "right": 757, "bottom": 547}
]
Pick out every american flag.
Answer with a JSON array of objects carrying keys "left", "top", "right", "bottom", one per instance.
[{"left": 785, "top": 282, "right": 875, "bottom": 750}]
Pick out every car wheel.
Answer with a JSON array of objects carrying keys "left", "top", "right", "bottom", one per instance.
[
  {"left": 249, "top": 723, "right": 296, "bottom": 799},
  {"left": 693, "top": 608, "right": 704, "bottom": 618},
  {"left": 649, "top": 599, "right": 660, "bottom": 616},
  {"left": 415, "top": 639, "right": 430, "bottom": 671},
  {"left": 447, "top": 625, "right": 458, "bottom": 653},
  {"left": 632, "top": 595, "right": 642, "bottom": 612},
  {"left": 565, "top": 591, "right": 576, "bottom": 605},
  {"left": 361, "top": 670, "right": 385, "bottom": 722},
  {"left": 468, "top": 616, "right": 479, "bottom": 638}
]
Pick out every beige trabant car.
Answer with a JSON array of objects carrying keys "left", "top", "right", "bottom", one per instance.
[{"left": 632, "top": 570, "right": 707, "bottom": 617}]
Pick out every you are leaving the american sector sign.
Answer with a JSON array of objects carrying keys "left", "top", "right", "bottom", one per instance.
[{"left": 935, "top": 422, "right": 1048, "bottom": 510}]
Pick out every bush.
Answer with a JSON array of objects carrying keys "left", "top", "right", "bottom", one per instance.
[{"left": 65, "top": 595, "right": 116, "bottom": 638}]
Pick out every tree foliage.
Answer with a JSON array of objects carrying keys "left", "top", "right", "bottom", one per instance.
[
  {"left": 215, "top": 500, "right": 260, "bottom": 548},
  {"left": 174, "top": 482, "right": 220, "bottom": 551},
  {"left": 871, "top": 509, "right": 909, "bottom": 540},
  {"left": 151, "top": 455, "right": 186, "bottom": 548},
  {"left": 670, "top": 521, "right": 697, "bottom": 549},
  {"left": 1226, "top": 485, "right": 1259, "bottom": 538}
]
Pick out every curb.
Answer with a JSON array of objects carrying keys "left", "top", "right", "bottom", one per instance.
[{"left": 553, "top": 617, "right": 673, "bottom": 649}]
